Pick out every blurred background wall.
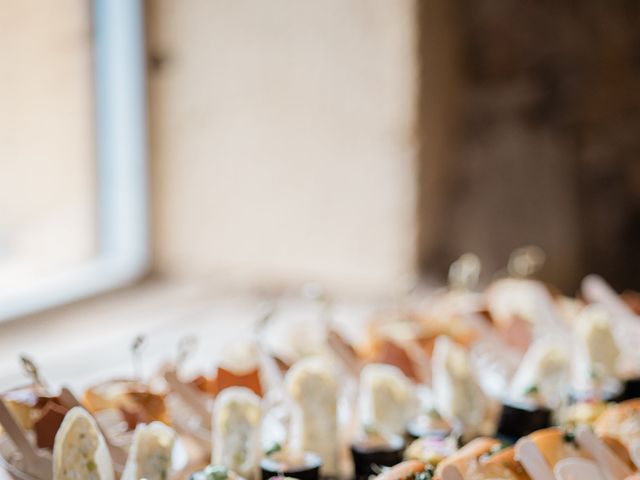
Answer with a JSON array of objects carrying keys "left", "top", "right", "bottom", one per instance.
[
  {"left": 418, "top": 0, "right": 640, "bottom": 292},
  {"left": 0, "top": 0, "right": 95, "bottom": 292},
  {"left": 147, "top": 0, "right": 419, "bottom": 296},
  {"left": 2, "top": 0, "right": 640, "bottom": 302}
]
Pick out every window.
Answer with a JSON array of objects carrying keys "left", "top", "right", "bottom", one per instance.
[{"left": 0, "top": 0, "right": 148, "bottom": 321}]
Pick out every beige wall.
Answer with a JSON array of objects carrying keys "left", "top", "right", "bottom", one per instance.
[
  {"left": 0, "top": 0, "right": 95, "bottom": 291},
  {"left": 148, "top": 0, "right": 420, "bottom": 296}
]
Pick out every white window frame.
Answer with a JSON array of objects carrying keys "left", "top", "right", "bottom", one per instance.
[{"left": 0, "top": 0, "right": 149, "bottom": 321}]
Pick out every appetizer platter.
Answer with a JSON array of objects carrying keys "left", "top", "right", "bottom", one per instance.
[{"left": 2, "top": 249, "right": 640, "bottom": 480}]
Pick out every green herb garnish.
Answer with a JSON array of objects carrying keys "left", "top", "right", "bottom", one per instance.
[
  {"left": 401, "top": 465, "right": 435, "bottom": 480},
  {"left": 265, "top": 442, "right": 282, "bottom": 456},
  {"left": 479, "top": 442, "right": 509, "bottom": 462},
  {"left": 426, "top": 408, "right": 441, "bottom": 419},
  {"left": 562, "top": 430, "right": 576, "bottom": 444},
  {"left": 189, "top": 465, "right": 230, "bottom": 480},
  {"left": 413, "top": 465, "right": 435, "bottom": 480}
]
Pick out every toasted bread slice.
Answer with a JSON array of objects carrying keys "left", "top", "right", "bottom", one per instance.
[{"left": 436, "top": 437, "right": 500, "bottom": 477}]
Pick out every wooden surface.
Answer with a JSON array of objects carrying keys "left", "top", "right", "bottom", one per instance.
[{"left": 0, "top": 278, "right": 378, "bottom": 478}]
